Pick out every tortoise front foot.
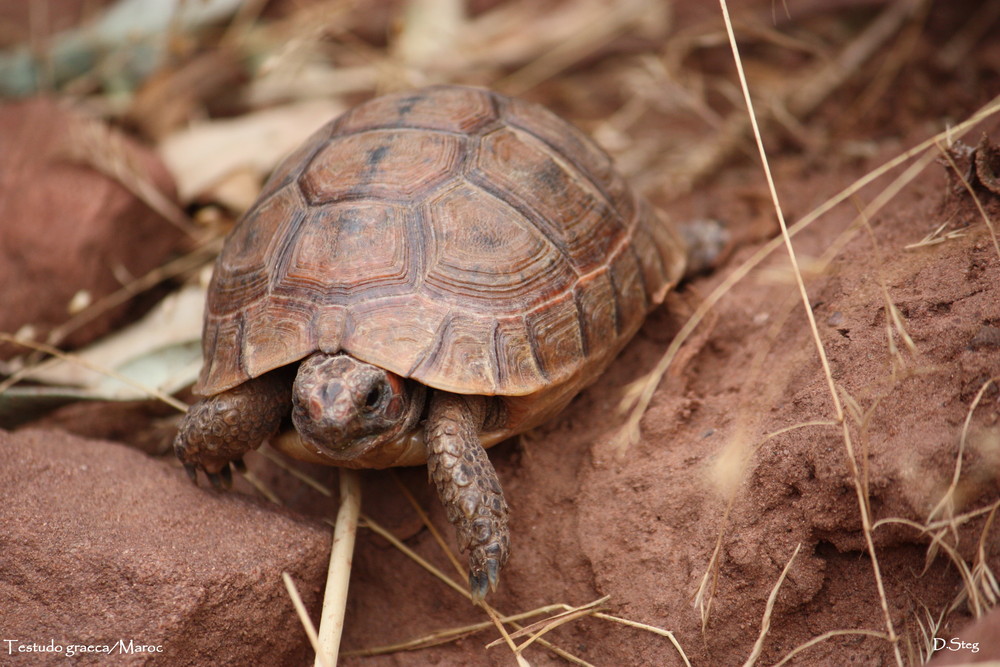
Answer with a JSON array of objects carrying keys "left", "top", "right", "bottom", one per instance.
[
  {"left": 174, "top": 370, "right": 291, "bottom": 488},
  {"left": 426, "top": 393, "right": 510, "bottom": 602},
  {"left": 181, "top": 458, "right": 236, "bottom": 490}
]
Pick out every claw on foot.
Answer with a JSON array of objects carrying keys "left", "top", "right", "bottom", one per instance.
[
  {"left": 181, "top": 461, "right": 234, "bottom": 490},
  {"left": 470, "top": 571, "right": 489, "bottom": 604},
  {"left": 469, "top": 558, "right": 501, "bottom": 603},
  {"left": 208, "top": 465, "right": 233, "bottom": 490},
  {"left": 468, "top": 538, "right": 505, "bottom": 603}
]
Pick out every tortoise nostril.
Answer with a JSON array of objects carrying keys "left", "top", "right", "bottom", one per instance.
[
  {"left": 364, "top": 384, "right": 382, "bottom": 410},
  {"left": 308, "top": 396, "right": 325, "bottom": 421}
]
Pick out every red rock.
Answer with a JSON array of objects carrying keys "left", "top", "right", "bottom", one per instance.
[
  {"left": 0, "top": 429, "right": 329, "bottom": 664},
  {"left": 0, "top": 98, "right": 186, "bottom": 357}
]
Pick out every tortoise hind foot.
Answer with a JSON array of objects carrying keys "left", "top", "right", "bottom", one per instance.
[
  {"left": 174, "top": 370, "right": 292, "bottom": 487},
  {"left": 425, "top": 393, "right": 510, "bottom": 603}
]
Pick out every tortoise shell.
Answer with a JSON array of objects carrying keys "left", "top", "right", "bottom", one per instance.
[{"left": 197, "top": 85, "right": 685, "bottom": 433}]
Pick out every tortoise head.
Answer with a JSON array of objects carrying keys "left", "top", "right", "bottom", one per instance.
[{"left": 289, "top": 352, "right": 426, "bottom": 465}]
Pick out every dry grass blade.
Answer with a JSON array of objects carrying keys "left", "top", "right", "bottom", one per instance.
[
  {"left": 484, "top": 596, "right": 608, "bottom": 649},
  {"left": 874, "top": 502, "right": 1000, "bottom": 534},
  {"left": 392, "top": 472, "right": 466, "bottom": 579},
  {"left": 936, "top": 141, "right": 1000, "bottom": 262},
  {"left": 342, "top": 605, "right": 566, "bottom": 657},
  {"left": 763, "top": 420, "right": 840, "bottom": 440},
  {"left": 909, "top": 603, "right": 946, "bottom": 664},
  {"left": 837, "top": 419, "right": 900, "bottom": 662},
  {"left": 283, "top": 572, "right": 330, "bottom": 667},
  {"left": 669, "top": 0, "right": 923, "bottom": 194},
  {"left": 0, "top": 242, "right": 218, "bottom": 392},
  {"left": 927, "top": 378, "right": 997, "bottom": 524},
  {"left": 359, "top": 512, "right": 471, "bottom": 599},
  {"left": 240, "top": 467, "right": 282, "bottom": 504},
  {"left": 742, "top": 543, "right": 801, "bottom": 667},
  {"left": 616, "top": 62, "right": 1000, "bottom": 667},
  {"left": 788, "top": 0, "right": 926, "bottom": 117},
  {"left": 257, "top": 444, "right": 334, "bottom": 497},
  {"left": 693, "top": 499, "right": 734, "bottom": 631},
  {"left": 0, "top": 333, "right": 188, "bottom": 412},
  {"left": 687, "top": 190, "right": 896, "bottom": 632},
  {"left": 858, "top": 211, "right": 919, "bottom": 363},
  {"left": 720, "top": 1, "right": 904, "bottom": 663},
  {"left": 615, "top": 94, "right": 1000, "bottom": 453},
  {"left": 904, "top": 217, "right": 963, "bottom": 249},
  {"left": 49, "top": 239, "right": 222, "bottom": 349},
  {"left": 719, "top": 0, "right": 842, "bottom": 450},
  {"left": 874, "top": 506, "right": 999, "bottom": 620},
  {"left": 391, "top": 475, "right": 612, "bottom": 664},
  {"left": 771, "top": 629, "right": 891, "bottom": 667},
  {"left": 313, "top": 468, "right": 361, "bottom": 667},
  {"left": 391, "top": 475, "right": 583, "bottom": 663},
  {"left": 241, "top": 458, "right": 585, "bottom": 662},
  {"left": 349, "top": 513, "right": 587, "bottom": 664},
  {"left": 390, "top": 474, "right": 517, "bottom": 658},
  {"left": 495, "top": 0, "right": 653, "bottom": 95},
  {"left": 234, "top": 461, "right": 556, "bottom": 661},
  {"left": 591, "top": 613, "right": 692, "bottom": 667},
  {"left": 972, "top": 501, "right": 1000, "bottom": 608}
]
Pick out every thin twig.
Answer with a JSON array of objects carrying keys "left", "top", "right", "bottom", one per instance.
[
  {"left": 359, "top": 512, "right": 471, "bottom": 599},
  {"left": 0, "top": 333, "right": 188, "bottom": 412},
  {"left": 258, "top": 445, "right": 334, "bottom": 497},
  {"left": 926, "top": 378, "right": 996, "bottom": 524},
  {"left": 314, "top": 468, "right": 362, "bottom": 667},
  {"left": 742, "top": 543, "right": 801, "bottom": 666},
  {"left": 343, "top": 606, "right": 564, "bottom": 657},
  {"left": 719, "top": 2, "right": 902, "bottom": 663},
  {"left": 591, "top": 613, "right": 692, "bottom": 667},
  {"left": 283, "top": 572, "right": 330, "bottom": 667},
  {"left": 772, "top": 629, "right": 891, "bottom": 667},
  {"left": 936, "top": 141, "right": 1000, "bottom": 263},
  {"left": 617, "top": 93, "right": 1000, "bottom": 451},
  {"left": 484, "top": 596, "right": 608, "bottom": 649},
  {"left": 392, "top": 472, "right": 465, "bottom": 579}
]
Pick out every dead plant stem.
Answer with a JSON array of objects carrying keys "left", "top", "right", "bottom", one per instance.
[
  {"left": 314, "top": 468, "right": 361, "bottom": 667},
  {"left": 718, "top": 1, "right": 901, "bottom": 663},
  {"left": 743, "top": 543, "right": 801, "bottom": 666},
  {"left": 0, "top": 333, "right": 188, "bottom": 411},
  {"left": 283, "top": 572, "right": 329, "bottom": 667}
]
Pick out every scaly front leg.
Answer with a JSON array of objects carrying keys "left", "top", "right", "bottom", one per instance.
[
  {"left": 174, "top": 370, "right": 292, "bottom": 488},
  {"left": 425, "top": 392, "right": 510, "bottom": 602}
]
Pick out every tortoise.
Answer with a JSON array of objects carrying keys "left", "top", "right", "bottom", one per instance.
[{"left": 174, "top": 84, "right": 687, "bottom": 601}]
